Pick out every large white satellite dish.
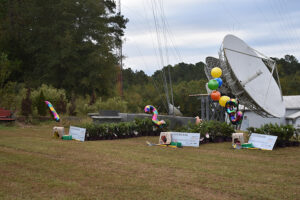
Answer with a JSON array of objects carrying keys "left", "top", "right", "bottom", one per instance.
[{"left": 219, "top": 34, "right": 285, "bottom": 118}]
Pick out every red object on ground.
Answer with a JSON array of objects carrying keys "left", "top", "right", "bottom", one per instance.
[{"left": 0, "top": 108, "right": 15, "bottom": 121}]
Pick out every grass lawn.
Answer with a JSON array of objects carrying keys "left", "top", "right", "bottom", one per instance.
[{"left": 0, "top": 123, "right": 300, "bottom": 200}]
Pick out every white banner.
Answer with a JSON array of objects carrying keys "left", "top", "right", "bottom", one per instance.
[
  {"left": 248, "top": 133, "right": 277, "bottom": 150},
  {"left": 69, "top": 126, "right": 86, "bottom": 142},
  {"left": 160, "top": 132, "right": 200, "bottom": 147}
]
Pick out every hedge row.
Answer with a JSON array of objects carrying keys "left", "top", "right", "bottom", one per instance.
[
  {"left": 175, "top": 120, "right": 235, "bottom": 142},
  {"left": 81, "top": 119, "right": 236, "bottom": 142},
  {"left": 247, "top": 123, "right": 299, "bottom": 147},
  {"left": 81, "top": 118, "right": 168, "bottom": 140}
]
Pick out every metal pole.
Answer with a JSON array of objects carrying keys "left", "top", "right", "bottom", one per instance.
[{"left": 118, "top": 0, "right": 123, "bottom": 97}]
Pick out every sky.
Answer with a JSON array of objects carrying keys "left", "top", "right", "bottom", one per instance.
[{"left": 120, "top": 0, "right": 300, "bottom": 75}]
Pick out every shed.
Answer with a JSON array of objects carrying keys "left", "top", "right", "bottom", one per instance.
[{"left": 240, "top": 95, "right": 300, "bottom": 130}]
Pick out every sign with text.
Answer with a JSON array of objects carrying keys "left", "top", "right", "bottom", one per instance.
[
  {"left": 69, "top": 126, "right": 86, "bottom": 142},
  {"left": 160, "top": 132, "right": 200, "bottom": 147},
  {"left": 248, "top": 133, "right": 277, "bottom": 150}
]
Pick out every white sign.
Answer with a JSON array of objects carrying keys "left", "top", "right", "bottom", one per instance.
[
  {"left": 69, "top": 126, "right": 86, "bottom": 142},
  {"left": 160, "top": 132, "right": 200, "bottom": 147},
  {"left": 248, "top": 133, "right": 277, "bottom": 150}
]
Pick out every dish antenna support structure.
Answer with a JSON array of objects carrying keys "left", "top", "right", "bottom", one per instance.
[{"left": 218, "top": 34, "right": 285, "bottom": 118}]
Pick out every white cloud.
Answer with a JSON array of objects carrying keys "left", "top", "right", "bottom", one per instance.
[{"left": 121, "top": 0, "right": 300, "bottom": 75}]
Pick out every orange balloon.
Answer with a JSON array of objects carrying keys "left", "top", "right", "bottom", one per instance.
[{"left": 210, "top": 90, "right": 221, "bottom": 101}]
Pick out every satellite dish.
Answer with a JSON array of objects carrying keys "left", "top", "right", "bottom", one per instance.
[{"left": 219, "top": 34, "right": 285, "bottom": 118}]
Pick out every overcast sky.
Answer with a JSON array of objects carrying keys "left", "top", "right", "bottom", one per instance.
[{"left": 120, "top": 0, "right": 300, "bottom": 75}]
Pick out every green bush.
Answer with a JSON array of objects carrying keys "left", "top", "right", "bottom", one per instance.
[
  {"left": 18, "top": 84, "right": 67, "bottom": 116},
  {"left": 74, "top": 96, "right": 129, "bottom": 116},
  {"left": 68, "top": 98, "right": 77, "bottom": 116},
  {"left": 173, "top": 120, "right": 234, "bottom": 140},
  {"left": 82, "top": 118, "right": 168, "bottom": 140},
  {"left": 247, "top": 123, "right": 296, "bottom": 142},
  {"left": 0, "top": 81, "right": 19, "bottom": 110},
  {"left": 36, "top": 90, "right": 47, "bottom": 116},
  {"left": 56, "top": 94, "right": 67, "bottom": 114},
  {"left": 21, "top": 88, "right": 32, "bottom": 116},
  {"left": 31, "top": 84, "right": 67, "bottom": 107},
  {"left": 97, "top": 97, "right": 128, "bottom": 113}
]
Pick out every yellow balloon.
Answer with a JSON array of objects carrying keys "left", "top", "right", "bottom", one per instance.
[
  {"left": 211, "top": 67, "right": 222, "bottom": 78},
  {"left": 219, "top": 96, "right": 230, "bottom": 107}
]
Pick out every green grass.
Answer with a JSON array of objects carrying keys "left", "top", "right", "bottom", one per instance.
[{"left": 0, "top": 125, "right": 300, "bottom": 200}]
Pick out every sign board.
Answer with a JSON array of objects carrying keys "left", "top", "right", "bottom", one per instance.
[
  {"left": 248, "top": 133, "right": 277, "bottom": 150},
  {"left": 69, "top": 126, "right": 86, "bottom": 142},
  {"left": 159, "top": 132, "right": 172, "bottom": 145},
  {"left": 160, "top": 132, "right": 200, "bottom": 147}
]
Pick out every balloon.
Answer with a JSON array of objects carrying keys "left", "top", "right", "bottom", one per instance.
[
  {"left": 219, "top": 96, "right": 230, "bottom": 107},
  {"left": 208, "top": 79, "right": 219, "bottom": 90},
  {"left": 225, "top": 98, "right": 238, "bottom": 114},
  {"left": 229, "top": 111, "right": 243, "bottom": 125},
  {"left": 225, "top": 99, "right": 243, "bottom": 125},
  {"left": 211, "top": 67, "right": 222, "bottom": 78},
  {"left": 215, "top": 78, "right": 223, "bottom": 88},
  {"left": 45, "top": 101, "right": 60, "bottom": 122},
  {"left": 144, "top": 105, "right": 166, "bottom": 127},
  {"left": 210, "top": 90, "right": 221, "bottom": 101}
]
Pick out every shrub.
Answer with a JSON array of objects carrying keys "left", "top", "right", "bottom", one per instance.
[
  {"left": 173, "top": 120, "right": 234, "bottom": 141},
  {"left": 74, "top": 96, "right": 129, "bottom": 116},
  {"left": 31, "top": 84, "right": 67, "bottom": 107},
  {"left": 97, "top": 97, "right": 128, "bottom": 113},
  {"left": 0, "top": 81, "right": 19, "bottom": 110},
  {"left": 247, "top": 123, "right": 296, "bottom": 142},
  {"left": 68, "top": 98, "right": 77, "bottom": 116},
  {"left": 21, "top": 88, "right": 32, "bottom": 116},
  {"left": 82, "top": 118, "right": 168, "bottom": 140},
  {"left": 36, "top": 90, "right": 47, "bottom": 116},
  {"left": 56, "top": 94, "right": 67, "bottom": 114}
]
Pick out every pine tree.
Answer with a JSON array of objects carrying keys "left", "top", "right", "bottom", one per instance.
[
  {"left": 68, "top": 97, "right": 77, "bottom": 116},
  {"left": 21, "top": 88, "right": 32, "bottom": 116},
  {"left": 36, "top": 90, "right": 47, "bottom": 116},
  {"left": 56, "top": 94, "right": 67, "bottom": 114},
  {"left": 0, "top": 0, "right": 128, "bottom": 97}
]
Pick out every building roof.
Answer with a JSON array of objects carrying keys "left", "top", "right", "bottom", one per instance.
[
  {"left": 286, "top": 110, "right": 300, "bottom": 119},
  {"left": 283, "top": 96, "right": 300, "bottom": 109}
]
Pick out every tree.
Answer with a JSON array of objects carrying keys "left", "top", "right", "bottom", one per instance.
[
  {"left": 36, "top": 90, "right": 47, "bottom": 116},
  {"left": 21, "top": 88, "right": 32, "bottom": 116},
  {"left": 0, "top": 0, "right": 128, "bottom": 97},
  {"left": 56, "top": 94, "right": 67, "bottom": 114},
  {"left": 152, "top": 61, "right": 206, "bottom": 84}
]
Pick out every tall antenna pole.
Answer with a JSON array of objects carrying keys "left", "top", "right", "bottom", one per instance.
[{"left": 118, "top": 0, "right": 123, "bottom": 97}]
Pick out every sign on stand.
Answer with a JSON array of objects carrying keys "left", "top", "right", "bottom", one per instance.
[
  {"left": 69, "top": 126, "right": 86, "bottom": 142},
  {"left": 160, "top": 132, "right": 200, "bottom": 147},
  {"left": 248, "top": 133, "right": 277, "bottom": 150}
]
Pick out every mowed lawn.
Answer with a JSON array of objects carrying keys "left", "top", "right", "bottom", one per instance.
[{"left": 0, "top": 124, "right": 300, "bottom": 200}]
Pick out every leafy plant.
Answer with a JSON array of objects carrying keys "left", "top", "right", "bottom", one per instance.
[
  {"left": 173, "top": 120, "right": 234, "bottom": 141},
  {"left": 247, "top": 123, "right": 296, "bottom": 142},
  {"left": 21, "top": 88, "right": 32, "bottom": 116},
  {"left": 36, "top": 90, "right": 47, "bottom": 116},
  {"left": 82, "top": 118, "right": 169, "bottom": 141}
]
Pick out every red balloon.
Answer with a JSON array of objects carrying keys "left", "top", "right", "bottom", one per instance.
[{"left": 210, "top": 91, "right": 221, "bottom": 101}]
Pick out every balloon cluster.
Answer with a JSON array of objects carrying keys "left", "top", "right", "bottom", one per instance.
[
  {"left": 207, "top": 67, "right": 243, "bottom": 125},
  {"left": 225, "top": 99, "right": 243, "bottom": 125},
  {"left": 144, "top": 105, "right": 166, "bottom": 127}
]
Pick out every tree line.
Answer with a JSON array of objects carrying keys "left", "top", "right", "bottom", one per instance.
[
  {"left": 0, "top": 0, "right": 127, "bottom": 98},
  {"left": 0, "top": 1, "right": 299, "bottom": 117}
]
